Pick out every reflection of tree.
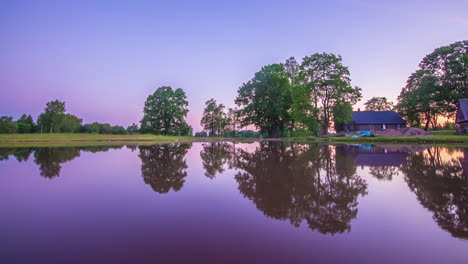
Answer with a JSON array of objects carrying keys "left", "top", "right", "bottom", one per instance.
[
  {"left": 139, "top": 143, "right": 191, "bottom": 193},
  {"left": 0, "top": 146, "right": 124, "bottom": 178},
  {"left": 0, "top": 148, "right": 34, "bottom": 162},
  {"left": 369, "top": 166, "right": 400, "bottom": 181},
  {"left": 200, "top": 142, "right": 234, "bottom": 179},
  {"left": 401, "top": 147, "right": 468, "bottom": 239},
  {"left": 34, "top": 147, "right": 81, "bottom": 178},
  {"left": 233, "top": 142, "right": 367, "bottom": 234}
]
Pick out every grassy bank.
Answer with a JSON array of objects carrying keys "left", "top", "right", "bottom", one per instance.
[
  {"left": 1, "top": 131, "right": 468, "bottom": 147},
  {"left": 310, "top": 130, "right": 468, "bottom": 145},
  {"left": 0, "top": 133, "right": 193, "bottom": 147}
]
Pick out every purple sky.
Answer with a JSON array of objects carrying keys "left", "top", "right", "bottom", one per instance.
[{"left": 1, "top": 0, "right": 467, "bottom": 131}]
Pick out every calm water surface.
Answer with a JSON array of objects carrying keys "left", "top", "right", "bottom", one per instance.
[{"left": 1, "top": 142, "right": 468, "bottom": 263}]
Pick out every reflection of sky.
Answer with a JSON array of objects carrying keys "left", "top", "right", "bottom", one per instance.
[
  {"left": 0, "top": 1, "right": 467, "bottom": 131},
  {"left": 1, "top": 143, "right": 468, "bottom": 263}
]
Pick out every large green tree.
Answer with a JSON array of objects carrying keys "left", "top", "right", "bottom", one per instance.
[
  {"left": 364, "top": 97, "right": 394, "bottom": 111},
  {"left": 397, "top": 70, "right": 444, "bottom": 130},
  {"left": 300, "top": 53, "right": 362, "bottom": 134},
  {"left": 397, "top": 40, "right": 468, "bottom": 127},
  {"left": 200, "top": 98, "right": 228, "bottom": 136},
  {"left": 235, "top": 64, "right": 292, "bottom": 138},
  {"left": 37, "top": 100, "right": 66, "bottom": 133},
  {"left": 140, "top": 86, "right": 190, "bottom": 135}
]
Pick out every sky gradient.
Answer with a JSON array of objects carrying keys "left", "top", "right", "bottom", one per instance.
[{"left": 1, "top": 0, "right": 467, "bottom": 131}]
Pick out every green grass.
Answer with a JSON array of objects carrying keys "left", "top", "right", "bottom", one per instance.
[
  {"left": 0, "top": 133, "right": 193, "bottom": 147},
  {"left": 319, "top": 134, "right": 468, "bottom": 145},
  {"left": 2, "top": 131, "right": 468, "bottom": 147},
  {"left": 427, "top": 130, "right": 457, "bottom": 136}
]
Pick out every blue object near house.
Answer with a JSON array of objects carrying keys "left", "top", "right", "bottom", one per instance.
[{"left": 358, "top": 131, "right": 371, "bottom": 137}]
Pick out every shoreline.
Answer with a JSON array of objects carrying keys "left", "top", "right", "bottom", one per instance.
[{"left": 1, "top": 133, "right": 468, "bottom": 147}]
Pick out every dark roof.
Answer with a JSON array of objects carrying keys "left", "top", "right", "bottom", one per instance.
[
  {"left": 352, "top": 111, "right": 406, "bottom": 124},
  {"left": 456, "top": 99, "right": 468, "bottom": 123}
]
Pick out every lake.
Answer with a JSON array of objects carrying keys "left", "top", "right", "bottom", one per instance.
[{"left": 1, "top": 142, "right": 467, "bottom": 263}]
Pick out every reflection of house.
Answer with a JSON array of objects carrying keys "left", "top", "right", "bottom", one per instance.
[
  {"left": 345, "top": 111, "right": 406, "bottom": 132},
  {"left": 346, "top": 145, "right": 409, "bottom": 167},
  {"left": 456, "top": 99, "right": 468, "bottom": 134}
]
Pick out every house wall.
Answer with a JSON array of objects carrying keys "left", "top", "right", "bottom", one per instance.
[
  {"left": 460, "top": 122, "right": 468, "bottom": 133},
  {"left": 353, "top": 124, "right": 405, "bottom": 131}
]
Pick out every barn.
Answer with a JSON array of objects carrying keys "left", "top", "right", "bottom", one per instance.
[{"left": 344, "top": 111, "right": 407, "bottom": 132}]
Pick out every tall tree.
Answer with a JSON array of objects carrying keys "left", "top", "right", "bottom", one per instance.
[
  {"left": 397, "top": 70, "right": 445, "bottom": 130},
  {"left": 200, "top": 98, "right": 228, "bottom": 136},
  {"left": 140, "top": 86, "right": 190, "bottom": 135},
  {"left": 364, "top": 97, "right": 394, "bottom": 111},
  {"left": 300, "top": 53, "right": 362, "bottom": 134},
  {"left": 235, "top": 64, "right": 292, "bottom": 138},
  {"left": 283, "top": 56, "right": 319, "bottom": 135},
  {"left": 419, "top": 40, "right": 468, "bottom": 113},
  {"left": 226, "top": 107, "right": 240, "bottom": 137},
  {"left": 397, "top": 40, "right": 468, "bottom": 126},
  {"left": 37, "top": 100, "right": 66, "bottom": 133}
]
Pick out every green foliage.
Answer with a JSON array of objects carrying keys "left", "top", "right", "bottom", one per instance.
[
  {"left": 140, "top": 86, "right": 190, "bottom": 135},
  {"left": 200, "top": 98, "right": 228, "bottom": 136},
  {"left": 397, "top": 70, "right": 445, "bottom": 130},
  {"left": 0, "top": 116, "right": 17, "bottom": 134},
  {"left": 333, "top": 101, "right": 353, "bottom": 132},
  {"left": 397, "top": 40, "right": 468, "bottom": 130},
  {"left": 194, "top": 131, "right": 208, "bottom": 137},
  {"left": 81, "top": 122, "right": 101, "bottom": 133},
  {"left": 112, "top": 125, "right": 128, "bottom": 135},
  {"left": 16, "top": 114, "right": 34, "bottom": 133},
  {"left": 299, "top": 53, "right": 362, "bottom": 134},
  {"left": 37, "top": 100, "right": 66, "bottom": 133},
  {"left": 99, "top": 123, "right": 113, "bottom": 134},
  {"left": 364, "top": 97, "right": 394, "bottom": 111},
  {"left": 284, "top": 57, "right": 319, "bottom": 135},
  {"left": 235, "top": 64, "right": 292, "bottom": 138},
  {"left": 59, "top": 114, "right": 82, "bottom": 133},
  {"left": 236, "top": 130, "right": 260, "bottom": 138},
  {"left": 126, "top": 123, "right": 139, "bottom": 134}
]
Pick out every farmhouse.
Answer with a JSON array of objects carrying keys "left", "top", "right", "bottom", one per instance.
[
  {"left": 456, "top": 99, "right": 468, "bottom": 134},
  {"left": 345, "top": 110, "right": 406, "bottom": 132}
]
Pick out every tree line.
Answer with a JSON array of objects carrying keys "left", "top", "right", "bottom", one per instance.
[
  {"left": 1, "top": 40, "right": 465, "bottom": 135},
  {"left": 0, "top": 100, "right": 139, "bottom": 134}
]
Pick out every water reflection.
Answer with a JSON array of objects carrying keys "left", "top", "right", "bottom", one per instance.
[
  {"left": 200, "top": 142, "right": 235, "bottom": 179},
  {"left": 400, "top": 148, "right": 468, "bottom": 239},
  {"left": 2, "top": 143, "right": 468, "bottom": 240},
  {"left": 138, "top": 143, "right": 191, "bottom": 193},
  {"left": 233, "top": 142, "right": 368, "bottom": 234},
  {"left": 0, "top": 146, "right": 123, "bottom": 178}
]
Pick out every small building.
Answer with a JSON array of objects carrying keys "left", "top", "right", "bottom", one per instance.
[
  {"left": 456, "top": 99, "right": 468, "bottom": 134},
  {"left": 345, "top": 111, "right": 407, "bottom": 132}
]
